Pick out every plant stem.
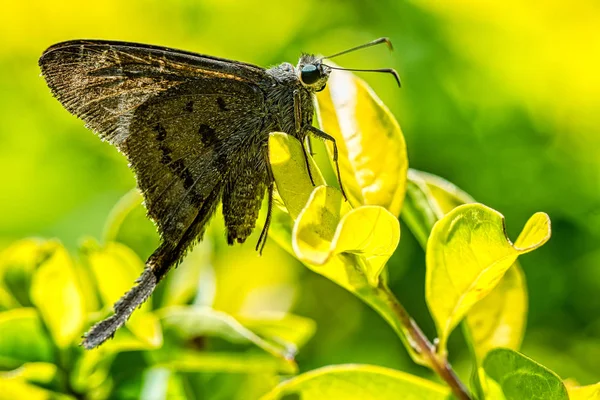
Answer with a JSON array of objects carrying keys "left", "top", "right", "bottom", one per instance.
[{"left": 376, "top": 283, "right": 471, "bottom": 400}]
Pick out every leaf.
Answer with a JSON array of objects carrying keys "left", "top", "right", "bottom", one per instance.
[
  {"left": 0, "top": 308, "right": 54, "bottom": 368},
  {"left": 405, "top": 170, "right": 529, "bottom": 366},
  {"left": 140, "top": 367, "right": 186, "bottom": 400},
  {"left": 464, "top": 265, "right": 527, "bottom": 361},
  {"left": 0, "top": 239, "right": 59, "bottom": 307},
  {"left": 568, "top": 382, "right": 600, "bottom": 400},
  {"left": 30, "top": 245, "right": 85, "bottom": 348},
  {"left": 315, "top": 67, "right": 408, "bottom": 217},
  {"left": 293, "top": 186, "right": 400, "bottom": 286},
  {"left": 153, "top": 351, "right": 295, "bottom": 374},
  {"left": 260, "top": 364, "right": 450, "bottom": 400},
  {"left": 269, "top": 132, "right": 325, "bottom": 219},
  {"left": 237, "top": 313, "right": 316, "bottom": 350},
  {"left": 425, "top": 203, "right": 550, "bottom": 354},
  {"left": 102, "top": 189, "right": 143, "bottom": 243},
  {"left": 483, "top": 348, "right": 568, "bottom": 400},
  {"left": 269, "top": 133, "right": 418, "bottom": 362},
  {"left": 159, "top": 306, "right": 297, "bottom": 373}
]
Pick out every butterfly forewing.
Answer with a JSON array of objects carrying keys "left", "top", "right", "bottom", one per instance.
[{"left": 39, "top": 40, "right": 266, "bottom": 146}]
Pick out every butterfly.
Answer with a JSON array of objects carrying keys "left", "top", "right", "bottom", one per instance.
[{"left": 39, "top": 37, "right": 400, "bottom": 348}]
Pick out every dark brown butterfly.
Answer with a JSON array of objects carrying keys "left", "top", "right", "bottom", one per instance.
[{"left": 39, "top": 37, "right": 399, "bottom": 348}]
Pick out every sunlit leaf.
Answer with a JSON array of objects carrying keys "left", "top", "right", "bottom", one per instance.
[
  {"left": 483, "top": 348, "right": 568, "bottom": 400},
  {"left": 464, "top": 265, "right": 527, "bottom": 361},
  {"left": 0, "top": 362, "right": 71, "bottom": 400},
  {"left": 0, "top": 362, "right": 57, "bottom": 385},
  {"left": 70, "top": 350, "right": 115, "bottom": 394},
  {"left": 406, "top": 170, "right": 529, "bottom": 363},
  {"left": 237, "top": 312, "right": 316, "bottom": 350},
  {"left": 154, "top": 351, "right": 295, "bottom": 374},
  {"left": 0, "top": 239, "right": 59, "bottom": 307},
  {"left": 316, "top": 68, "right": 408, "bottom": 217},
  {"left": 30, "top": 245, "right": 85, "bottom": 348},
  {"left": 159, "top": 306, "right": 297, "bottom": 373},
  {"left": 269, "top": 133, "right": 418, "bottom": 363},
  {"left": 102, "top": 189, "right": 143, "bottom": 243},
  {"left": 0, "top": 308, "right": 54, "bottom": 368},
  {"left": 269, "top": 132, "right": 325, "bottom": 219},
  {"left": 568, "top": 382, "right": 600, "bottom": 400},
  {"left": 426, "top": 203, "right": 550, "bottom": 354},
  {"left": 126, "top": 311, "right": 163, "bottom": 349},
  {"left": 0, "top": 379, "right": 75, "bottom": 400},
  {"left": 293, "top": 186, "right": 399, "bottom": 286},
  {"left": 140, "top": 367, "right": 186, "bottom": 400},
  {"left": 260, "top": 364, "right": 450, "bottom": 400}
]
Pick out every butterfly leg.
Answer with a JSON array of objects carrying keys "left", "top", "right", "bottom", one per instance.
[
  {"left": 307, "top": 125, "right": 347, "bottom": 200},
  {"left": 256, "top": 180, "right": 274, "bottom": 254},
  {"left": 256, "top": 152, "right": 275, "bottom": 253},
  {"left": 293, "top": 90, "right": 316, "bottom": 186}
]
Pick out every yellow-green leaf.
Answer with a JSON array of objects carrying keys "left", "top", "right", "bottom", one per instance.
[
  {"left": 260, "top": 364, "right": 450, "bottom": 400},
  {"left": 483, "top": 348, "right": 568, "bottom": 400},
  {"left": 236, "top": 312, "right": 316, "bottom": 350},
  {"left": 269, "top": 132, "right": 325, "bottom": 219},
  {"left": 30, "top": 245, "right": 85, "bottom": 348},
  {"left": 293, "top": 186, "right": 399, "bottom": 286},
  {"left": 159, "top": 306, "right": 297, "bottom": 373},
  {"left": 406, "top": 170, "right": 529, "bottom": 366},
  {"left": 0, "top": 239, "right": 59, "bottom": 307},
  {"left": 125, "top": 311, "right": 163, "bottom": 349},
  {"left": 0, "top": 308, "right": 54, "bottom": 367},
  {"left": 154, "top": 351, "right": 295, "bottom": 374},
  {"left": 426, "top": 203, "right": 550, "bottom": 355},
  {"left": 316, "top": 68, "right": 408, "bottom": 216},
  {"left": 269, "top": 132, "right": 416, "bottom": 361},
  {"left": 568, "top": 382, "right": 600, "bottom": 400},
  {"left": 464, "top": 265, "right": 527, "bottom": 361}
]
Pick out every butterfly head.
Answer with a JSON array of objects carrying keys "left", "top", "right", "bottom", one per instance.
[{"left": 297, "top": 54, "right": 331, "bottom": 92}]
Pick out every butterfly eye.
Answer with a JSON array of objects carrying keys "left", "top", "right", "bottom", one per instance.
[{"left": 300, "top": 64, "right": 321, "bottom": 85}]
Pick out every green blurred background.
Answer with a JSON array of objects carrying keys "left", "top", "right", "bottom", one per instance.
[{"left": 1, "top": 0, "right": 599, "bottom": 393}]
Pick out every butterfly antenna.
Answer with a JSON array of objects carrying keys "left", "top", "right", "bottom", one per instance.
[
  {"left": 325, "top": 65, "right": 402, "bottom": 87},
  {"left": 319, "top": 37, "right": 393, "bottom": 61}
]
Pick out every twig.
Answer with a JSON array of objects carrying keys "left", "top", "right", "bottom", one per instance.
[{"left": 378, "top": 283, "right": 471, "bottom": 400}]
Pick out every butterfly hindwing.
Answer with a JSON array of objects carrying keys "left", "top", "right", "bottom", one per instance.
[{"left": 123, "top": 78, "right": 267, "bottom": 246}]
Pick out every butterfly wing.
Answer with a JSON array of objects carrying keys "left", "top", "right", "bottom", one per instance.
[
  {"left": 39, "top": 39, "right": 266, "bottom": 146},
  {"left": 39, "top": 40, "right": 271, "bottom": 347}
]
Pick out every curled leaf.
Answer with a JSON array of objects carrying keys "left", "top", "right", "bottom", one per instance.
[
  {"left": 316, "top": 68, "right": 408, "bottom": 216},
  {"left": 293, "top": 186, "right": 399, "bottom": 286},
  {"left": 30, "top": 245, "right": 85, "bottom": 348},
  {"left": 425, "top": 203, "right": 550, "bottom": 355},
  {"left": 269, "top": 132, "right": 324, "bottom": 219},
  {"left": 405, "top": 170, "right": 529, "bottom": 364}
]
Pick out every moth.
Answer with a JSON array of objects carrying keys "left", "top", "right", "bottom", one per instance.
[{"left": 39, "top": 37, "right": 400, "bottom": 348}]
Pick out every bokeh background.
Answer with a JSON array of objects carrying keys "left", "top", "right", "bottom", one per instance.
[{"left": 1, "top": 0, "right": 599, "bottom": 397}]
